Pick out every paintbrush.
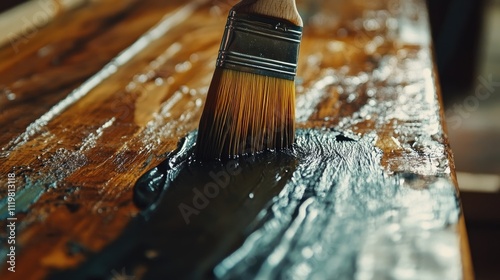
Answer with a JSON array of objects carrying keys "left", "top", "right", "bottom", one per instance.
[{"left": 196, "top": 0, "right": 303, "bottom": 160}]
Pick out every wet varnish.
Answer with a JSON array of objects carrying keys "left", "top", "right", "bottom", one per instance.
[{"left": 0, "top": 0, "right": 472, "bottom": 279}]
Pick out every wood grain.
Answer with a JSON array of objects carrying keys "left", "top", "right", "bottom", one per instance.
[
  {"left": 0, "top": 0, "right": 473, "bottom": 279},
  {"left": 0, "top": 0, "right": 86, "bottom": 48}
]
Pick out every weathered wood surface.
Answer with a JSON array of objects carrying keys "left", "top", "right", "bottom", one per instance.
[{"left": 0, "top": 0, "right": 472, "bottom": 279}]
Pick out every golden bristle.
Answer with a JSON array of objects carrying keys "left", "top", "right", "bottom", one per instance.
[{"left": 196, "top": 68, "right": 295, "bottom": 160}]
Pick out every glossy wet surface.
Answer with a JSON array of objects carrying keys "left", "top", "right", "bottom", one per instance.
[
  {"left": 0, "top": 0, "right": 470, "bottom": 279},
  {"left": 51, "top": 129, "right": 460, "bottom": 279}
]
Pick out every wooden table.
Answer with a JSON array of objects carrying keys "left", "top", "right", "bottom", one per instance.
[{"left": 0, "top": 0, "right": 473, "bottom": 279}]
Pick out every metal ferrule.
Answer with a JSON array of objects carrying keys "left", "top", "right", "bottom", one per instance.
[{"left": 216, "top": 11, "right": 303, "bottom": 81}]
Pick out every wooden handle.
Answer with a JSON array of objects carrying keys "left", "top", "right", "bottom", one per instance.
[{"left": 233, "top": 0, "right": 303, "bottom": 27}]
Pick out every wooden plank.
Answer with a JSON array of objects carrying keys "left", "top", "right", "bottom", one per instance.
[
  {"left": 0, "top": 0, "right": 473, "bottom": 279},
  {"left": 0, "top": 0, "right": 86, "bottom": 48},
  {"left": 0, "top": 0, "right": 185, "bottom": 148}
]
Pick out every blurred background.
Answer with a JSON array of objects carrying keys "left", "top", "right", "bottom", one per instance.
[
  {"left": 1, "top": 0, "right": 499, "bottom": 279},
  {"left": 427, "top": 0, "right": 500, "bottom": 279}
]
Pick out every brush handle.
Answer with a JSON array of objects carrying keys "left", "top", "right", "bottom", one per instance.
[{"left": 233, "top": 0, "right": 303, "bottom": 27}]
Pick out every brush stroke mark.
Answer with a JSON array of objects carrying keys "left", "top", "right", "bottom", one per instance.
[
  {"left": 49, "top": 130, "right": 299, "bottom": 279},
  {"left": 49, "top": 129, "right": 461, "bottom": 279},
  {"left": 216, "top": 129, "right": 461, "bottom": 280}
]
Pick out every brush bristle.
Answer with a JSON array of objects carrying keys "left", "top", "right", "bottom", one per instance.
[{"left": 196, "top": 68, "right": 295, "bottom": 160}]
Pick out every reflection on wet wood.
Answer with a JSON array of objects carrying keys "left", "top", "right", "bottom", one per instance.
[{"left": 0, "top": 0, "right": 472, "bottom": 279}]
